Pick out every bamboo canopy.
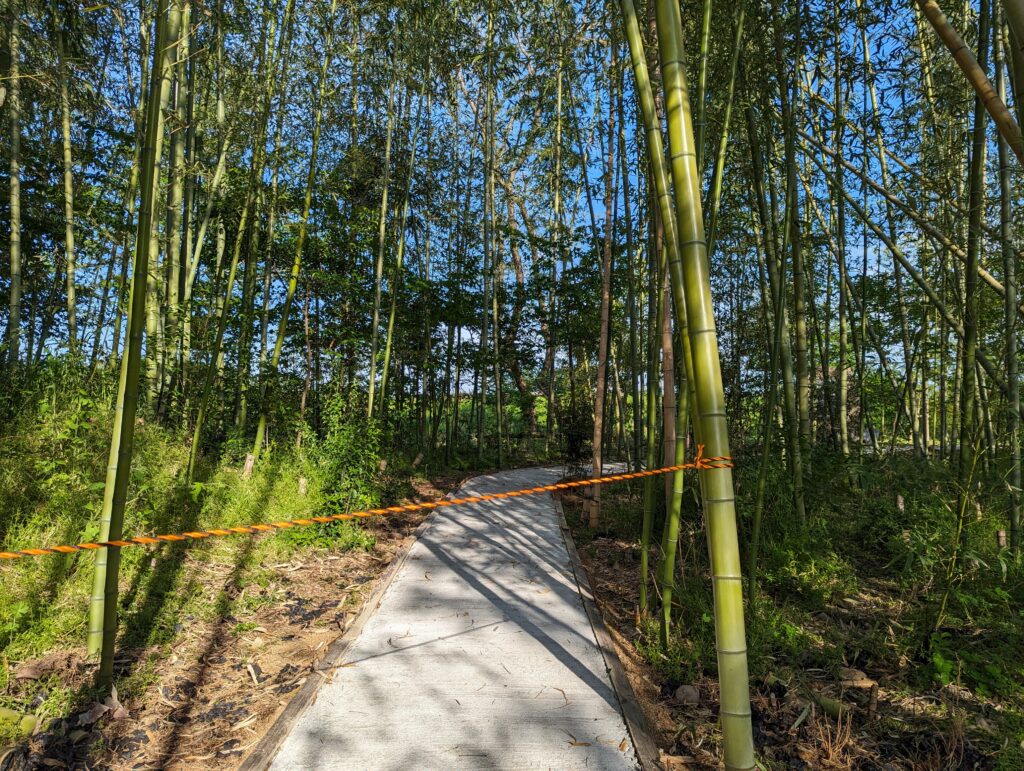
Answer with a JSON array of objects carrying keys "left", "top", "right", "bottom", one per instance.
[
  {"left": 916, "top": 0, "right": 1024, "bottom": 163},
  {"left": 5, "top": 0, "right": 1024, "bottom": 765}
]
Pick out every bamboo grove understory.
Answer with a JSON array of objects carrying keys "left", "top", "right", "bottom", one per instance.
[{"left": 4, "top": 0, "right": 1024, "bottom": 765}]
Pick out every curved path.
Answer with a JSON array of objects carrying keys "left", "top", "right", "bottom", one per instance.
[{"left": 264, "top": 467, "right": 642, "bottom": 770}]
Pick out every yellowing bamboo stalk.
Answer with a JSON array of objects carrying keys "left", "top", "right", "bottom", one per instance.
[{"left": 916, "top": 0, "right": 1024, "bottom": 163}]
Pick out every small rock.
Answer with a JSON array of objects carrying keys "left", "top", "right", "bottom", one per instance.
[
  {"left": 838, "top": 667, "right": 876, "bottom": 687},
  {"left": 673, "top": 684, "right": 700, "bottom": 705},
  {"left": 838, "top": 666, "right": 865, "bottom": 680}
]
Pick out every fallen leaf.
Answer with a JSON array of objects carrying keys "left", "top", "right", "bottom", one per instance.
[
  {"left": 78, "top": 702, "right": 110, "bottom": 726},
  {"left": 103, "top": 685, "right": 129, "bottom": 720},
  {"left": 14, "top": 663, "right": 42, "bottom": 680}
]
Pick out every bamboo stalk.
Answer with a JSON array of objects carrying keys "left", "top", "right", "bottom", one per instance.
[
  {"left": 379, "top": 86, "right": 427, "bottom": 422},
  {"left": 367, "top": 63, "right": 397, "bottom": 418},
  {"left": 956, "top": 0, "right": 991, "bottom": 561},
  {"left": 745, "top": 94, "right": 806, "bottom": 523},
  {"left": 998, "top": 14, "right": 1022, "bottom": 558},
  {"left": 53, "top": 0, "right": 78, "bottom": 355},
  {"left": 7, "top": 0, "right": 22, "bottom": 370},
  {"left": 251, "top": 0, "right": 338, "bottom": 462},
  {"left": 88, "top": 0, "right": 176, "bottom": 687},
  {"left": 916, "top": 0, "right": 1024, "bottom": 163},
  {"left": 653, "top": 0, "right": 755, "bottom": 766},
  {"left": 620, "top": 0, "right": 692, "bottom": 634}
]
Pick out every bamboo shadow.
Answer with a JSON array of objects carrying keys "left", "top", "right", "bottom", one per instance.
[
  {"left": 144, "top": 533, "right": 260, "bottom": 768},
  {"left": 118, "top": 463, "right": 280, "bottom": 652}
]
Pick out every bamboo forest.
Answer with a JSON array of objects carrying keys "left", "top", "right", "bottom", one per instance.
[{"left": 2, "top": 0, "right": 1024, "bottom": 767}]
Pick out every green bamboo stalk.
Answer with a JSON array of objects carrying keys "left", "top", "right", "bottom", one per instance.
[
  {"left": 546, "top": 39, "right": 563, "bottom": 455},
  {"left": 660, "top": 356, "right": 689, "bottom": 647},
  {"left": 833, "top": 4, "right": 850, "bottom": 456},
  {"left": 187, "top": 195, "right": 253, "bottom": 479},
  {"left": 695, "top": 0, "right": 713, "bottom": 170},
  {"left": 917, "top": 0, "right": 1023, "bottom": 163},
  {"left": 251, "top": 0, "right": 338, "bottom": 463},
  {"left": 590, "top": 34, "right": 618, "bottom": 525},
  {"left": 7, "top": 0, "right": 22, "bottom": 370},
  {"left": 478, "top": 4, "right": 496, "bottom": 463},
  {"left": 487, "top": 12, "right": 504, "bottom": 467},
  {"left": 748, "top": 237, "right": 781, "bottom": 606},
  {"left": 144, "top": 0, "right": 182, "bottom": 401},
  {"left": 379, "top": 88, "right": 427, "bottom": 420},
  {"left": 88, "top": 0, "right": 175, "bottom": 687},
  {"left": 639, "top": 233, "right": 662, "bottom": 616},
  {"left": 620, "top": 0, "right": 691, "bottom": 629},
  {"left": 164, "top": 0, "right": 190, "bottom": 402},
  {"left": 619, "top": 61, "right": 643, "bottom": 473},
  {"left": 957, "top": 0, "right": 990, "bottom": 555},
  {"left": 1001, "top": 0, "right": 1024, "bottom": 128},
  {"left": 94, "top": 18, "right": 144, "bottom": 369},
  {"left": 705, "top": 1, "right": 745, "bottom": 260},
  {"left": 238, "top": 3, "right": 292, "bottom": 432},
  {"left": 256, "top": 3, "right": 296, "bottom": 380},
  {"left": 654, "top": 0, "right": 755, "bottom": 766},
  {"left": 53, "top": 0, "right": 78, "bottom": 355},
  {"left": 770, "top": 0, "right": 810, "bottom": 456},
  {"left": 998, "top": 17, "right": 1022, "bottom": 558},
  {"left": 367, "top": 65, "right": 398, "bottom": 418},
  {"left": 745, "top": 96, "right": 806, "bottom": 523}
]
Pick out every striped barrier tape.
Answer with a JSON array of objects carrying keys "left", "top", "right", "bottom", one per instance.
[{"left": 0, "top": 446, "right": 733, "bottom": 561}]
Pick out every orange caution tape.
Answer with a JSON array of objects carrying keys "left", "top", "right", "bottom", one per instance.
[{"left": 0, "top": 446, "right": 731, "bottom": 561}]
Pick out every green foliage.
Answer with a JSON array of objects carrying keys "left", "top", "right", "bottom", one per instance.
[
  {"left": 631, "top": 448, "right": 1024, "bottom": 755},
  {"left": 759, "top": 536, "right": 858, "bottom": 608},
  {"left": 282, "top": 520, "right": 376, "bottom": 551},
  {"left": 314, "top": 391, "right": 383, "bottom": 514},
  {"left": 0, "top": 364, "right": 387, "bottom": 695}
]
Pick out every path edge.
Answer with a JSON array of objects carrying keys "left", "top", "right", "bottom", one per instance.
[
  {"left": 236, "top": 504, "right": 440, "bottom": 771},
  {"left": 554, "top": 494, "right": 662, "bottom": 771}
]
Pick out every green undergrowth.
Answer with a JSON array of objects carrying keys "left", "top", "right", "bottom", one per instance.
[
  {"left": 580, "top": 449, "right": 1024, "bottom": 767},
  {"left": 0, "top": 364, "right": 401, "bottom": 735}
]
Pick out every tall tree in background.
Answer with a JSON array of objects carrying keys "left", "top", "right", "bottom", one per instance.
[{"left": 4, "top": 0, "right": 1024, "bottom": 761}]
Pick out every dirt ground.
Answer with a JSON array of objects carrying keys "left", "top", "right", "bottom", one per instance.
[{"left": 0, "top": 476, "right": 458, "bottom": 771}]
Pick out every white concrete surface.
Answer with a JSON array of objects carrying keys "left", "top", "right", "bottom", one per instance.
[{"left": 269, "top": 467, "right": 639, "bottom": 770}]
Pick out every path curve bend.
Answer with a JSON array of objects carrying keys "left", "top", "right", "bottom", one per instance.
[{"left": 266, "top": 466, "right": 642, "bottom": 770}]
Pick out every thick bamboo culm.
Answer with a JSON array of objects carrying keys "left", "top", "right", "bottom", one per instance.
[{"left": 656, "top": 0, "right": 756, "bottom": 767}]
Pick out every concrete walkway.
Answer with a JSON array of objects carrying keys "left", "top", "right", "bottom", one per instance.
[{"left": 267, "top": 467, "right": 640, "bottom": 770}]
